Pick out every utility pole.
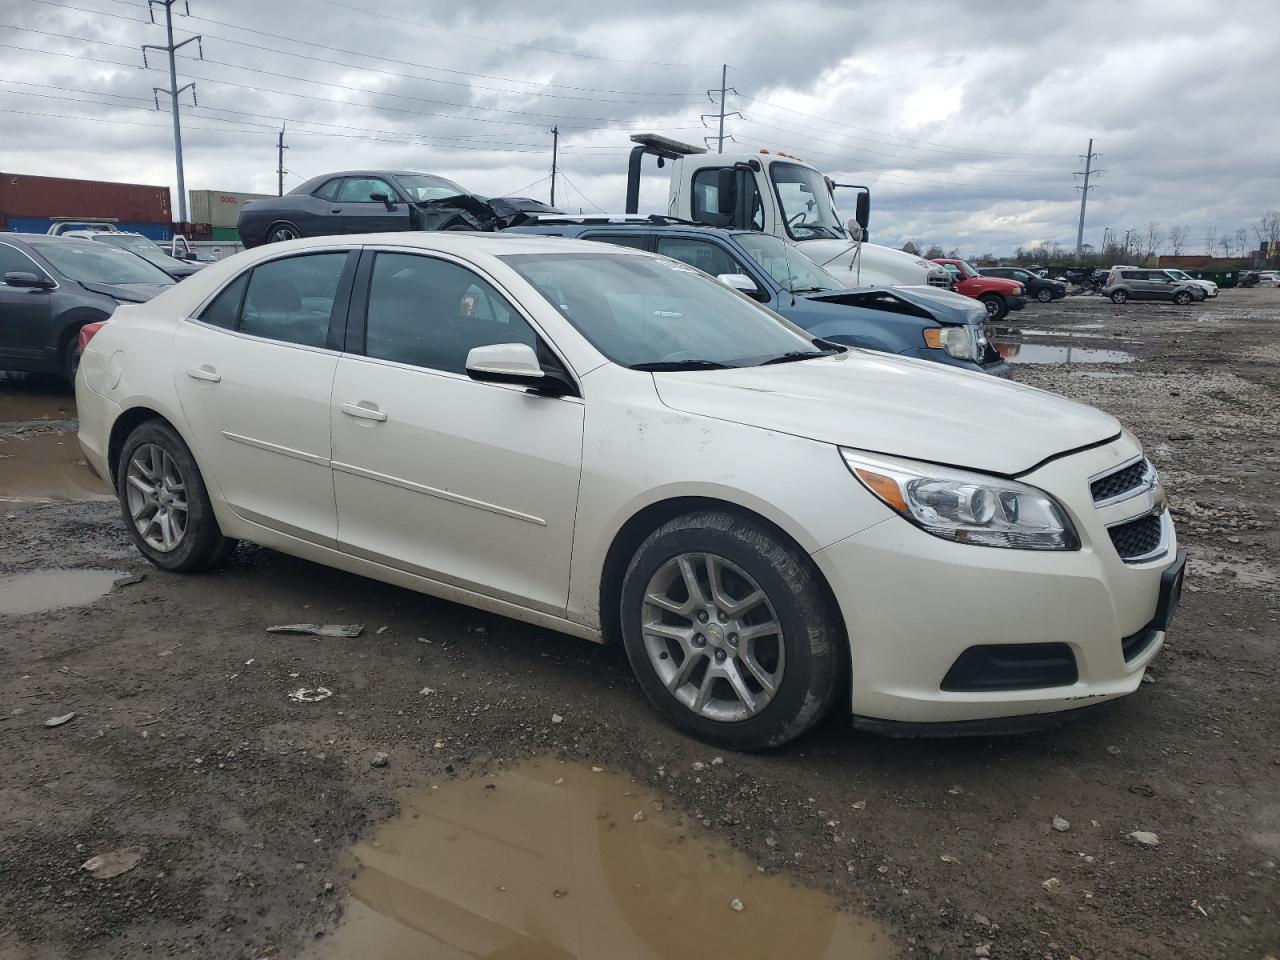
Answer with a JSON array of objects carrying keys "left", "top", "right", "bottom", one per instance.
[
  {"left": 276, "top": 123, "right": 288, "bottom": 197},
  {"left": 1074, "top": 138, "right": 1103, "bottom": 255},
  {"left": 143, "top": 1, "right": 202, "bottom": 227},
  {"left": 702, "top": 64, "right": 740, "bottom": 153},
  {"left": 549, "top": 126, "right": 558, "bottom": 207}
]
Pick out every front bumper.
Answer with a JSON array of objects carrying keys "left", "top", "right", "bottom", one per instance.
[
  {"left": 811, "top": 437, "right": 1180, "bottom": 725},
  {"left": 897, "top": 346, "right": 1011, "bottom": 378}
]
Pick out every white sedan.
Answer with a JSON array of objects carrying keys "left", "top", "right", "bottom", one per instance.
[{"left": 75, "top": 234, "right": 1184, "bottom": 748}]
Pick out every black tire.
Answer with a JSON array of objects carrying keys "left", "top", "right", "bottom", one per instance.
[
  {"left": 61, "top": 336, "right": 81, "bottom": 384},
  {"left": 979, "top": 294, "right": 1008, "bottom": 321},
  {"left": 1173, "top": 290, "right": 1192, "bottom": 305},
  {"left": 1111, "top": 290, "right": 1129, "bottom": 304},
  {"left": 619, "top": 510, "right": 843, "bottom": 750},
  {"left": 116, "top": 420, "right": 235, "bottom": 572},
  {"left": 266, "top": 221, "right": 301, "bottom": 243},
  {"left": 1035, "top": 287, "right": 1054, "bottom": 303}
]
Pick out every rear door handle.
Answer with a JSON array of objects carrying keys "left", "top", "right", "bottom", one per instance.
[
  {"left": 186, "top": 365, "right": 220, "bottom": 383},
  {"left": 341, "top": 401, "right": 387, "bottom": 422},
  {"left": 331, "top": 208, "right": 342, "bottom": 214}
]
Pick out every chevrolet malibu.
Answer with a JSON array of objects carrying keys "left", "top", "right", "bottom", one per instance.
[{"left": 75, "top": 234, "right": 1184, "bottom": 749}]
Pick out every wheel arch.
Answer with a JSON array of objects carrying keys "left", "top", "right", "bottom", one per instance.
[
  {"left": 107, "top": 405, "right": 182, "bottom": 484},
  {"left": 596, "top": 496, "right": 849, "bottom": 661}
]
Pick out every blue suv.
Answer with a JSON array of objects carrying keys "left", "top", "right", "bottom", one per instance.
[{"left": 504, "top": 218, "right": 1009, "bottom": 377}]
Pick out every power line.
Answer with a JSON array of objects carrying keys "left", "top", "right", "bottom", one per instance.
[
  {"left": 28, "top": 0, "right": 710, "bottom": 97},
  {"left": 320, "top": 0, "right": 716, "bottom": 67}
]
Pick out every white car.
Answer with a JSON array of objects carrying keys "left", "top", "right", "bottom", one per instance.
[
  {"left": 75, "top": 234, "right": 1184, "bottom": 748},
  {"left": 1254, "top": 271, "right": 1280, "bottom": 288},
  {"left": 1160, "top": 268, "right": 1217, "bottom": 298}
]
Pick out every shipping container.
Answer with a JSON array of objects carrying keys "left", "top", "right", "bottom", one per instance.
[
  {"left": 189, "top": 189, "right": 273, "bottom": 229},
  {"left": 0, "top": 172, "right": 171, "bottom": 225},
  {"left": 210, "top": 226, "right": 240, "bottom": 242},
  {"left": 3, "top": 216, "right": 171, "bottom": 240}
]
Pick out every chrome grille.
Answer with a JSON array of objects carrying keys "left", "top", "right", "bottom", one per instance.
[{"left": 1090, "top": 458, "right": 1150, "bottom": 504}]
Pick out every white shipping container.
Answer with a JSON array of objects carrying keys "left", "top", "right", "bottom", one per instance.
[{"left": 189, "top": 189, "right": 273, "bottom": 229}]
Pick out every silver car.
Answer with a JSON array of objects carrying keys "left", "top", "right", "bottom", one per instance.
[{"left": 1102, "top": 269, "right": 1199, "bottom": 305}]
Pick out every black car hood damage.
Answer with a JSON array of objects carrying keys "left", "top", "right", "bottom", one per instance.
[
  {"left": 78, "top": 280, "right": 173, "bottom": 303},
  {"left": 409, "top": 194, "right": 560, "bottom": 232}
]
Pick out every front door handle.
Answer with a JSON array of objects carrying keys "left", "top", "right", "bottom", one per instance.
[
  {"left": 340, "top": 401, "right": 387, "bottom": 422},
  {"left": 186, "top": 365, "right": 221, "bottom": 383},
  {"left": 331, "top": 208, "right": 342, "bottom": 214}
]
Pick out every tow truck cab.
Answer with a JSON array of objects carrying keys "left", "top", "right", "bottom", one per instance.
[{"left": 624, "top": 134, "right": 952, "bottom": 290}]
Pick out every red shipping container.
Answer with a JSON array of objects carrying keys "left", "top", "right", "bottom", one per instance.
[{"left": 0, "top": 172, "right": 171, "bottom": 224}]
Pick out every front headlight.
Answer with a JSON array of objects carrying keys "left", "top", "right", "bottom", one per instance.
[
  {"left": 922, "top": 325, "right": 982, "bottom": 361},
  {"left": 841, "top": 450, "right": 1079, "bottom": 550}
]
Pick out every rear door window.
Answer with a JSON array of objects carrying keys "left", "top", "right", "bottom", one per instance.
[
  {"left": 312, "top": 178, "right": 342, "bottom": 202},
  {"left": 237, "top": 253, "right": 349, "bottom": 347},
  {"left": 198, "top": 273, "right": 248, "bottom": 329}
]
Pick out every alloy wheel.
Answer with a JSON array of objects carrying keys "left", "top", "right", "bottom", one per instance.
[
  {"left": 125, "top": 443, "right": 188, "bottom": 553},
  {"left": 641, "top": 552, "right": 785, "bottom": 722},
  {"left": 268, "top": 226, "right": 298, "bottom": 242}
]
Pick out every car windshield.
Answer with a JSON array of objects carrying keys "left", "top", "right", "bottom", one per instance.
[
  {"left": 735, "top": 232, "right": 842, "bottom": 293},
  {"left": 769, "top": 162, "right": 845, "bottom": 241},
  {"left": 36, "top": 242, "right": 175, "bottom": 285},
  {"left": 394, "top": 175, "right": 467, "bottom": 203},
  {"left": 503, "top": 252, "right": 823, "bottom": 369},
  {"left": 952, "top": 260, "right": 978, "bottom": 279},
  {"left": 98, "top": 234, "right": 173, "bottom": 263}
]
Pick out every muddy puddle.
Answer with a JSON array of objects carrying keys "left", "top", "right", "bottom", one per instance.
[
  {"left": 996, "top": 343, "right": 1135, "bottom": 365},
  {"left": 1188, "top": 556, "right": 1278, "bottom": 589},
  {"left": 308, "top": 759, "right": 893, "bottom": 960},
  {"left": 0, "top": 371, "right": 75, "bottom": 423},
  {"left": 0, "top": 569, "right": 122, "bottom": 615},
  {"left": 0, "top": 430, "right": 112, "bottom": 502}
]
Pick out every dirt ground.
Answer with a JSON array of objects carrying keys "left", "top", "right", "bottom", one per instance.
[{"left": 1, "top": 288, "right": 1277, "bottom": 960}]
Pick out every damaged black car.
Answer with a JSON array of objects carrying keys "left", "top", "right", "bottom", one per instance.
[{"left": 236, "top": 170, "right": 559, "bottom": 247}]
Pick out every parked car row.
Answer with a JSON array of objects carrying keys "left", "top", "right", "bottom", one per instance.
[{"left": 1240, "top": 270, "right": 1280, "bottom": 288}]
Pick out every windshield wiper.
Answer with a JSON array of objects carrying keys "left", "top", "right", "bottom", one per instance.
[
  {"left": 788, "top": 286, "right": 833, "bottom": 295},
  {"left": 628, "top": 359, "right": 733, "bottom": 371},
  {"left": 758, "top": 348, "right": 838, "bottom": 366}
]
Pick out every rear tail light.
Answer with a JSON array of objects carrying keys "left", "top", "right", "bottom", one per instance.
[{"left": 78, "top": 321, "right": 106, "bottom": 355}]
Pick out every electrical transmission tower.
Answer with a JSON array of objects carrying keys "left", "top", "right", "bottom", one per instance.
[
  {"left": 143, "top": 0, "right": 202, "bottom": 226},
  {"left": 1074, "top": 138, "right": 1103, "bottom": 255},
  {"left": 277, "top": 123, "right": 288, "bottom": 197},
  {"left": 703, "top": 65, "right": 741, "bottom": 154}
]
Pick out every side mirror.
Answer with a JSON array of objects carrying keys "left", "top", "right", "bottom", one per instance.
[
  {"left": 3, "top": 271, "right": 53, "bottom": 289},
  {"left": 854, "top": 192, "right": 870, "bottom": 233},
  {"left": 466, "top": 342, "right": 574, "bottom": 396},
  {"left": 369, "top": 191, "right": 395, "bottom": 209},
  {"left": 717, "top": 273, "right": 758, "bottom": 294}
]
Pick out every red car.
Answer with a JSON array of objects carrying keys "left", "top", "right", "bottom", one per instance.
[{"left": 932, "top": 258, "right": 1027, "bottom": 321}]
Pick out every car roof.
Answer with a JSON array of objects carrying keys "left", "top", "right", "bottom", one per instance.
[
  {"left": 4, "top": 233, "right": 101, "bottom": 250},
  {"left": 513, "top": 221, "right": 739, "bottom": 239},
  {"left": 252, "top": 232, "right": 647, "bottom": 258}
]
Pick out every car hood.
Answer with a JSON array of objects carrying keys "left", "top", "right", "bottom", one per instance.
[
  {"left": 801, "top": 284, "right": 986, "bottom": 326},
  {"left": 652, "top": 349, "right": 1120, "bottom": 476},
  {"left": 78, "top": 280, "right": 173, "bottom": 303}
]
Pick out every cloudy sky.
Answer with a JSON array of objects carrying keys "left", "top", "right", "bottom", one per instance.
[{"left": 0, "top": 0, "right": 1274, "bottom": 256}]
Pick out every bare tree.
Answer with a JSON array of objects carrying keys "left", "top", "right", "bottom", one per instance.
[
  {"left": 1169, "top": 225, "right": 1188, "bottom": 256},
  {"left": 1144, "top": 222, "right": 1164, "bottom": 260},
  {"left": 1220, "top": 234, "right": 1233, "bottom": 258},
  {"left": 923, "top": 244, "right": 945, "bottom": 259},
  {"left": 1235, "top": 227, "right": 1250, "bottom": 258},
  {"left": 1205, "top": 227, "right": 1218, "bottom": 256},
  {"left": 1254, "top": 210, "right": 1280, "bottom": 250}
]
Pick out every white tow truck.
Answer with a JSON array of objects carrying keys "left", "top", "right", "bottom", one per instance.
[{"left": 623, "top": 134, "right": 951, "bottom": 290}]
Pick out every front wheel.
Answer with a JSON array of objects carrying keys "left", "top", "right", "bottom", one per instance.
[
  {"left": 1036, "top": 287, "right": 1054, "bottom": 303},
  {"left": 1111, "top": 290, "right": 1129, "bottom": 304},
  {"left": 979, "top": 294, "right": 1008, "bottom": 321},
  {"left": 619, "top": 511, "right": 843, "bottom": 750},
  {"left": 1173, "top": 290, "right": 1192, "bottom": 305},
  {"left": 117, "top": 420, "right": 235, "bottom": 572}
]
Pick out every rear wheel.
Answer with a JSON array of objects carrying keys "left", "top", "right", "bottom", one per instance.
[
  {"left": 266, "top": 222, "right": 301, "bottom": 243},
  {"left": 979, "top": 294, "right": 1008, "bottom": 320},
  {"left": 619, "top": 510, "right": 843, "bottom": 750},
  {"left": 116, "top": 420, "right": 235, "bottom": 572},
  {"left": 60, "top": 337, "right": 81, "bottom": 384},
  {"left": 1111, "top": 289, "right": 1129, "bottom": 304},
  {"left": 1173, "top": 290, "right": 1192, "bottom": 305}
]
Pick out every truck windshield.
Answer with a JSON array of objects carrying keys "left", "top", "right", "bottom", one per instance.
[
  {"left": 770, "top": 162, "right": 845, "bottom": 241},
  {"left": 503, "top": 251, "right": 821, "bottom": 369},
  {"left": 36, "top": 242, "right": 175, "bottom": 286},
  {"left": 395, "top": 175, "right": 467, "bottom": 203},
  {"left": 735, "top": 233, "right": 842, "bottom": 293}
]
